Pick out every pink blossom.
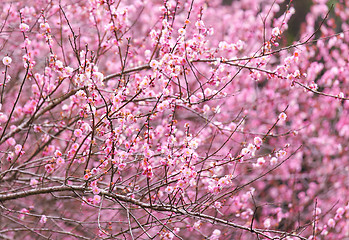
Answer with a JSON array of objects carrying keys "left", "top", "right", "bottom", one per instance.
[
  {"left": 84, "top": 173, "right": 91, "bottom": 180},
  {"left": 19, "top": 23, "right": 29, "bottom": 32},
  {"left": 6, "top": 137, "right": 16, "bottom": 146},
  {"left": 315, "top": 207, "right": 322, "bottom": 215},
  {"left": 0, "top": 1, "right": 348, "bottom": 239},
  {"left": 327, "top": 218, "right": 335, "bottom": 228},
  {"left": 210, "top": 229, "right": 221, "bottom": 240},
  {"left": 23, "top": 100, "right": 37, "bottom": 114},
  {"left": 335, "top": 207, "right": 345, "bottom": 219},
  {"left": 176, "top": 180, "right": 186, "bottom": 190},
  {"left": 337, "top": 92, "right": 344, "bottom": 99},
  {"left": 195, "top": 20, "right": 205, "bottom": 29},
  {"left": 270, "top": 157, "right": 278, "bottom": 165},
  {"left": 182, "top": 148, "right": 193, "bottom": 157},
  {"left": 264, "top": 218, "right": 271, "bottom": 228},
  {"left": 45, "top": 164, "right": 54, "bottom": 173},
  {"left": 277, "top": 150, "right": 287, "bottom": 159},
  {"left": 19, "top": 208, "right": 29, "bottom": 220},
  {"left": 40, "top": 215, "right": 47, "bottom": 224},
  {"left": 14, "top": 144, "right": 22, "bottom": 155},
  {"left": 218, "top": 176, "right": 231, "bottom": 186},
  {"left": 2, "top": 56, "right": 12, "bottom": 66},
  {"left": 203, "top": 104, "right": 210, "bottom": 113},
  {"left": 271, "top": 27, "right": 281, "bottom": 37},
  {"left": 279, "top": 112, "right": 287, "bottom": 121},
  {"left": 149, "top": 60, "right": 158, "bottom": 69},
  {"left": 71, "top": 143, "right": 79, "bottom": 151},
  {"left": 74, "top": 129, "right": 83, "bottom": 138},
  {"left": 309, "top": 82, "right": 318, "bottom": 91},
  {"left": 142, "top": 165, "right": 153, "bottom": 178},
  {"left": 30, "top": 178, "right": 38, "bottom": 186},
  {"left": 40, "top": 22, "right": 50, "bottom": 32},
  {"left": 182, "top": 168, "right": 192, "bottom": 178},
  {"left": 54, "top": 150, "right": 62, "bottom": 157},
  {"left": 0, "top": 113, "right": 8, "bottom": 123},
  {"left": 193, "top": 220, "right": 201, "bottom": 230},
  {"left": 214, "top": 201, "right": 222, "bottom": 209},
  {"left": 178, "top": 28, "right": 185, "bottom": 35},
  {"left": 247, "top": 143, "right": 256, "bottom": 152},
  {"left": 56, "top": 157, "right": 65, "bottom": 165},
  {"left": 254, "top": 137, "right": 262, "bottom": 147},
  {"left": 257, "top": 157, "right": 265, "bottom": 166},
  {"left": 93, "top": 195, "right": 101, "bottom": 204},
  {"left": 92, "top": 187, "right": 100, "bottom": 195},
  {"left": 165, "top": 186, "right": 173, "bottom": 194}
]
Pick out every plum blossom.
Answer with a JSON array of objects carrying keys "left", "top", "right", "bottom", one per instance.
[
  {"left": 93, "top": 195, "right": 101, "bottom": 204},
  {"left": 279, "top": 112, "right": 287, "bottom": 121},
  {"left": 30, "top": 178, "right": 38, "bottom": 186},
  {"left": 0, "top": 112, "right": 8, "bottom": 123},
  {"left": 40, "top": 22, "right": 50, "bottom": 32},
  {"left": 45, "top": 164, "right": 54, "bottom": 173},
  {"left": 149, "top": 60, "right": 159, "bottom": 69},
  {"left": 254, "top": 137, "right": 262, "bottom": 147},
  {"left": 193, "top": 220, "right": 201, "bottom": 230},
  {"left": 264, "top": 218, "right": 271, "bottom": 228},
  {"left": 276, "top": 150, "right": 287, "bottom": 159},
  {"left": 6, "top": 138, "right": 16, "bottom": 146},
  {"left": 92, "top": 187, "right": 100, "bottom": 195},
  {"left": 195, "top": 20, "right": 205, "bottom": 29},
  {"left": 74, "top": 129, "right": 83, "bottom": 138},
  {"left": 56, "top": 157, "right": 65, "bottom": 165},
  {"left": 270, "top": 157, "right": 278, "bottom": 165},
  {"left": 2, "top": 56, "right": 12, "bottom": 66},
  {"left": 327, "top": 218, "right": 335, "bottom": 228},
  {"left": 210, "top": 229, "right": 221, "bottom": 240},
  {"left": 255, "top": 157, "right": 265, "bottom": 167},
  {"left": 19, "top": 23, "right": 29, "bottom": 32},
  {"left": 178, "top": 28, "right": 185, "bottom": 35},
  {"left": 0, "top": 1, "right": 348, "bottom": 239},
  {"left": 14, "top": 144, "right": 22, "bottom": 155},
  {"left": 214, "top": 201, "right": 222, "bottom": 209},
  {"left": 19, "top": 208, "right": 29, "bottom": 220},
  {"left": 271, "top": 27, "right": 281, "bottom": 37},
  {"left": 40, "top": 215, "right": 47, "bottom": 224}
]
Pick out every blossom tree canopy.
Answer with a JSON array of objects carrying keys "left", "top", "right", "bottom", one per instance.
[{"left": 0, "top": 0, "right": 348, "bottom": 239}]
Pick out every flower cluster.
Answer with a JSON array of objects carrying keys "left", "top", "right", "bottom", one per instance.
[{"left": 0, "top": 0, "right": 348, "bottom": 239}]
